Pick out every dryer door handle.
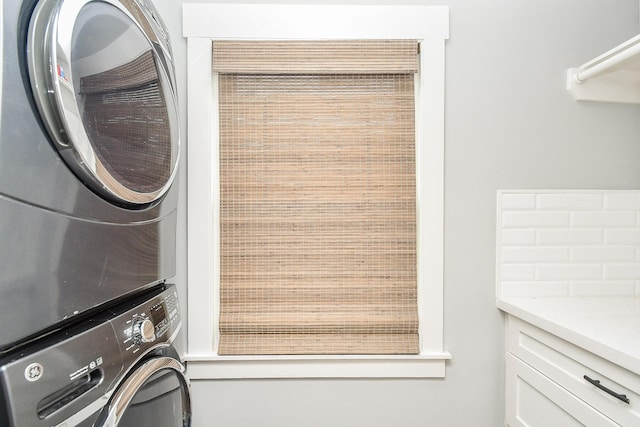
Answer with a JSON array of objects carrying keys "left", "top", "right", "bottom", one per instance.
[{"left": 99, "top": 356, "right": 191, "bottom": 427}]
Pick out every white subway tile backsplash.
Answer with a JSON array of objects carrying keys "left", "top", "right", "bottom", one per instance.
[
  {"left": 500, "top": 281, "right": 570, "bottom": 297},
  {"left": 497, "top": 191, "right": 640, "bottom": 298},
  {"left": 537, "top": 193, "right": 603, "bottom": 210},
  {"left": 500, "top": 193, "right": 536, "bottom": 209},
  {"left": 569, "top": 281, "right": 636, "bottom": 297},
  {"left": 604, "top": 229, "right": 640, "bottom": 244},
  {"left": 500, "top": 264, "right": 536, "bottom": 281},
  {"left": 502, "top": 246, "right": 568, "bottom": 263},
  {"left": 570, "top": 211, "right": 636, "bottom": 227},
  {"left": 603, "top": 263, "right": 640, "bottom": 280},
  {"left": 536, "top": 229, "right": 602, "bottom": 245},
  {"left": 605, "top": 193, "right": 640, "bottom": 210},
  {"left": 570, "top": 246, "right": 635, "bottom": 262},
  {"left": 502, "top": 211, "right": 569, "bottom": 228},
  {"left": 536, "top": 264, "right": 602, "bottom": 281},
  {"left": 501, "top": 229, "right": 536, "bottom": 245}
]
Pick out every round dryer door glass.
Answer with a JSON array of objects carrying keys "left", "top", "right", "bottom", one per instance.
[{"left": 28, "top": 0, "right": 180, "bottom": 207}]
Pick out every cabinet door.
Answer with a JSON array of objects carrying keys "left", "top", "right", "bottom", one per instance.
[{"left": 506, "top": 354, "right": 620, "bottom": 427}]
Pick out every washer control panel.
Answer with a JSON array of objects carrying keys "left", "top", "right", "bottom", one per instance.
[
  {"left": 0, "top": 284, "right": 181, "bottom": 427},
  {"left": 116, "top": 287, "right": 181, "bottom": 356}
]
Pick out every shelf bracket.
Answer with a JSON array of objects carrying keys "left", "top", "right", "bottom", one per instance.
[{"left": 566, "top": 34, "right": 640, "bottom": 104}]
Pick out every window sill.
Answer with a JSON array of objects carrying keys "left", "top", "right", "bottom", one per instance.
[{"left": 184, "top": 352, "right": 452, "bottom": 379}]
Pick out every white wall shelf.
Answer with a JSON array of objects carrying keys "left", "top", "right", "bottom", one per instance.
[{"left": 566, "top": 34, "right": 640, "bottom": 104}]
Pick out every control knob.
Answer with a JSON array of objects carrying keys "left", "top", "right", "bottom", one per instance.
[{"left": 132, "top": 318, "right": 155, "bottom": 344}]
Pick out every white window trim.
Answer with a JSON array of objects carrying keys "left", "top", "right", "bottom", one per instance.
[{"left": 183, "top": 3, "right": 451, "bottom": 379}]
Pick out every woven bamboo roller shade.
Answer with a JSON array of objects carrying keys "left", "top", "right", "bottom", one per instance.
[
  {"left": 212, "top": 40, "right": 419, "bottom": 74},
  {"left": 216, "top": 40, "right": 419, "bottom": 355}
]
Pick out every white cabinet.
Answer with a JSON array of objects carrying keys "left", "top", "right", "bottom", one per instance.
[
  {"left": 506, "top": 354, "right": 618, "bottom": 427},
  {"left": 505, "top": 315, "right": 640, "bottom": 427}
]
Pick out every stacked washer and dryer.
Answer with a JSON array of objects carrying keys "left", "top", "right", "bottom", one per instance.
[{"left": 0, "top": 0, "right": 190, "bottom": 425}]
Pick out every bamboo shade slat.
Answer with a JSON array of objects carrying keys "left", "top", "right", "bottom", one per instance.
[{"left": 216, "top": 40, "right": 418, "bottom": 355}]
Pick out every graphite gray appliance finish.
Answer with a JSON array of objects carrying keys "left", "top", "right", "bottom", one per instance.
[
  {"left": 0, "top": 0, "right": 180, "bottom": 352},
  {"left": 0, "top": 284, "right": 191, "bottom": 427}
]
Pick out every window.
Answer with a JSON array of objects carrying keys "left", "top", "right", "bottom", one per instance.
[{"left": 184, "top": 3, "right": 450, "bottom": 378}]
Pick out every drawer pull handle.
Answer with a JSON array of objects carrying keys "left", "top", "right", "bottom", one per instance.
[{"left": 583, "top": 375, "right": 630, "bottom": 404}]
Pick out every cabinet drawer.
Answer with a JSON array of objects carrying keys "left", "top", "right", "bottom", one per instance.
[
  {"left": 507, "top": 316, "right": 640, "bottom": 426},
  {"left": 506, "top": 354, "right": 620, "bottom": 427}
]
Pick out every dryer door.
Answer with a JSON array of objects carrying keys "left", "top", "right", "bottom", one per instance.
[
  {"left": 28, "top": 0, "right": 179, "bottom": 208},
  {"left": 97, "top": 356, "right": 191, "bottom": 427}
]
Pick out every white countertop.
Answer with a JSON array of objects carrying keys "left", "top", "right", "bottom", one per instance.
[{"left": 498, "top": 296, "right": 640, "bottom": 375}]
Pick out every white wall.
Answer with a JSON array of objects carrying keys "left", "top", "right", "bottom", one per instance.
[{"left": 156, "top": 0, "right": 640, "bottom": 425}]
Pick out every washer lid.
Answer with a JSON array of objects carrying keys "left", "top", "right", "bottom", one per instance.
[{"left": 28, "top": 0, "right": 179, "bottom": 208}]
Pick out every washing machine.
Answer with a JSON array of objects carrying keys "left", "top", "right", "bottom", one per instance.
[
  {"left": 0, "top": 0, "right": 180, "bottom": 352},
  {"left": 0, "top": 284, "right": 191, "bottom": 427}
]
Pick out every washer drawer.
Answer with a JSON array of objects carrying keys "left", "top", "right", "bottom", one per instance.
[{"left": 507, "top": 316, "right": 640, "bottom": 426}]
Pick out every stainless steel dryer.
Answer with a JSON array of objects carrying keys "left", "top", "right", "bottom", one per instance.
[
  {"left": 0, "top": 284, "right": 191, "bottom": 427},
  {"left": 0, "top": 0, "right": 180, "bottom": 351}
]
